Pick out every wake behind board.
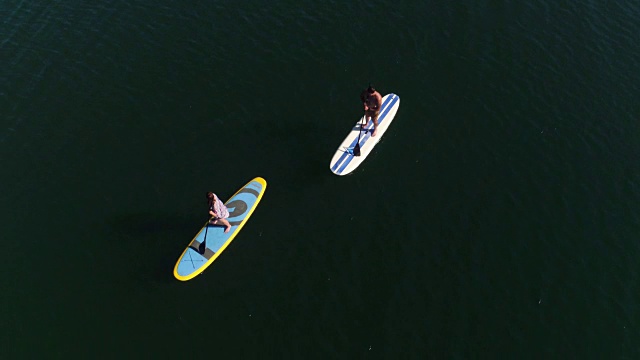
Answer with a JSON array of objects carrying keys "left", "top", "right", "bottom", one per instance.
[
  {"left": 173, "top": 177, "right": 267, "bottom": 281},
  {"left": 329, "top": 93, "right": 400, "bottom": 175}
]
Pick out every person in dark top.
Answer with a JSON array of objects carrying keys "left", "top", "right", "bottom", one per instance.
[{"left": 360, "top": 84, "right": 383, "bottom": 137}]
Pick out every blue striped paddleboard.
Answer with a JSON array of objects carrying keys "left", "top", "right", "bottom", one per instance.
[
  {"left": 173, "top": 177, "right": 267, "bottom": 281},
  {"left": 329, "top": 93, "right": 400, "bottom": 175}
]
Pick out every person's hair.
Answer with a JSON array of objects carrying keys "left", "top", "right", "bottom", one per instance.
[
  {"left": 367, "top": 84, "right": 375, "bottom": 93},
  {"left": 206, "top": 192, "right": 215, "bottom": 208}
]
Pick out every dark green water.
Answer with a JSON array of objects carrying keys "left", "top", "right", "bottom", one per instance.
[{"left": 2, "top": 0, "right": 639, "bottom": 358}]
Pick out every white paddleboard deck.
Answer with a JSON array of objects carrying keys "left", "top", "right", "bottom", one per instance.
[{"left": 329, "top": 93, "right": 400, "bottom": 175}]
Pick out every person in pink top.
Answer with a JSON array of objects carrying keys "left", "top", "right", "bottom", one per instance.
[{"left": 206, "top": 192, "right": 231, "bottom": 233}]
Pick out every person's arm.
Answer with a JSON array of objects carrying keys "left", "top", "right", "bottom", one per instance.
[
  {"left": 361, "top": 90, "right": 368, "bottom": 111},
  {"left": 376, "top": 93, "right": 382, "bottom": 110}
]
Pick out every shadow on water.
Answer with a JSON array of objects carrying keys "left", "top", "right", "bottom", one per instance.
[{"left": 107, "top": 212, "right": 199, "bottom": 284}]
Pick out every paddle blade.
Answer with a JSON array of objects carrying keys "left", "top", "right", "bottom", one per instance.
[{"left": 353, "top": 143, "right": 361, "bottom": 156}]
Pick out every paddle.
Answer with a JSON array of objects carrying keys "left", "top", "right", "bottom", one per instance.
[
  {"left": 198, "top": 217, "right": 211, "bottom": 254},
  {"left": 353, "top": 115, "right": 366, "bottom": 156}
]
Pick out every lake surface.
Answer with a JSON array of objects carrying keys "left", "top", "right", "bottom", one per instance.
[{"left": 1, "top": 0, "right": 639, "bottom": 358}]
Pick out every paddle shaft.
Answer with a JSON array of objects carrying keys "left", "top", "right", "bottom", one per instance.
[
  {"left": 199, "top": 216, "right": 211, "bottom": 254},
  {"left": 354, "top": 115, "right": 366, "bottom": 156}
]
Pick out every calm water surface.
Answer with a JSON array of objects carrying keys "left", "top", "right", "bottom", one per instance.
[{"left": 1, "top": 0, "right": 639, "bottom": 358}]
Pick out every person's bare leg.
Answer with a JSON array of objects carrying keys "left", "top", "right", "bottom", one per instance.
[
  {"left": 220, "top": 219, "right": 231, "bottom": 232},
  {"left": 211, "top": 218, "right": 232, "bottom": 233},
  {"left": 371, "top": 113, "right": 379, "bottom": 136},
  {"left": 221, "top": 218, "right": 231, "bottom": 233}
]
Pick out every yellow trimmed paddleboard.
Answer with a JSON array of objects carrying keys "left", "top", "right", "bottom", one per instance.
[{"left": 173, "top": 177, "right": 267, "bottom": 281}]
